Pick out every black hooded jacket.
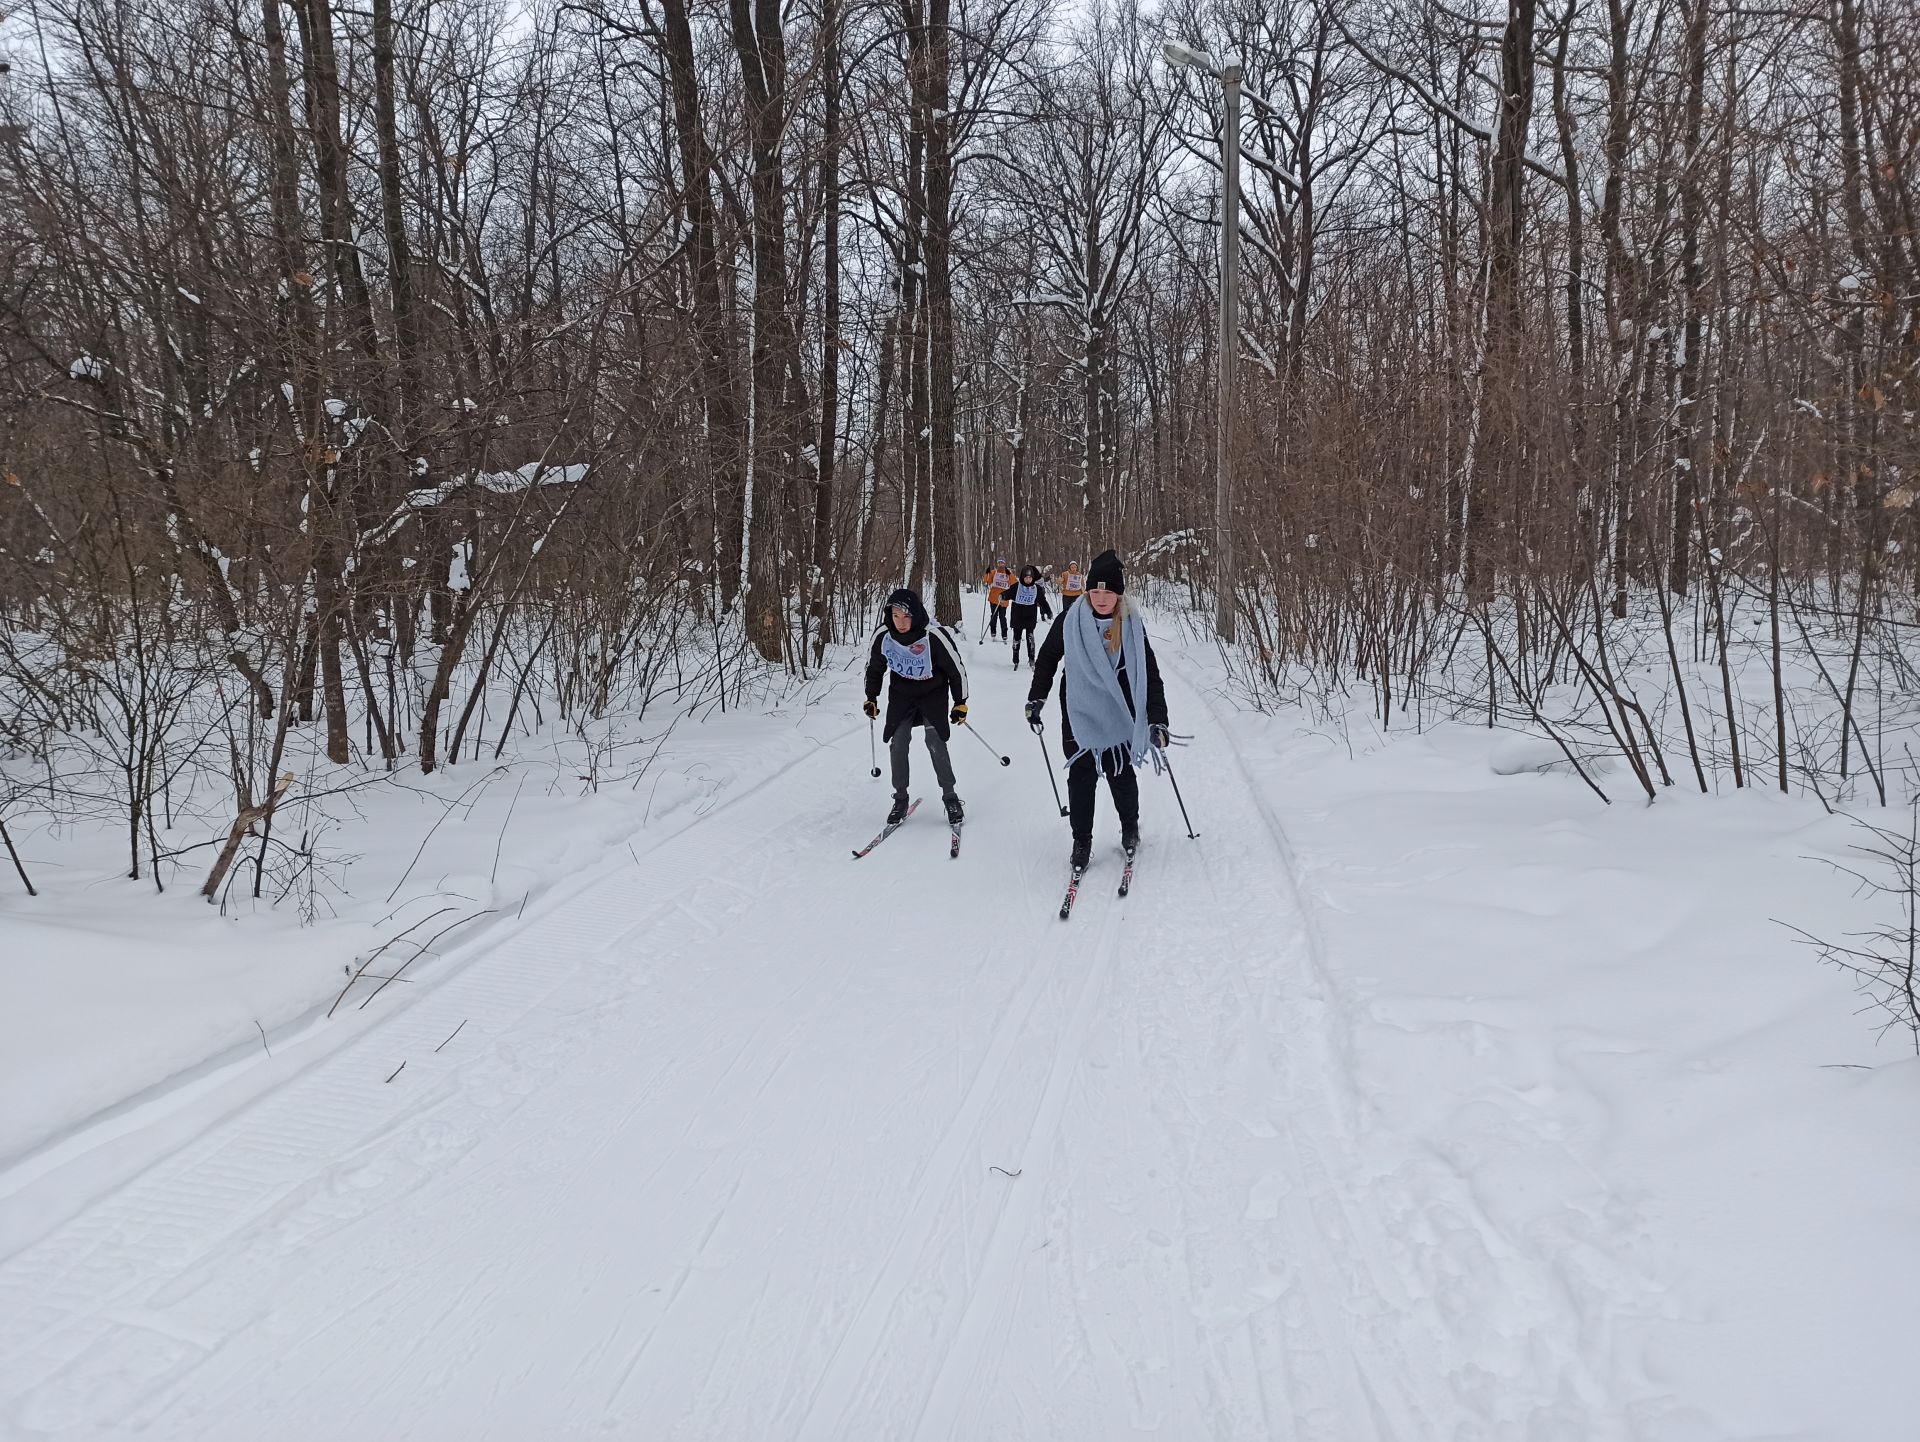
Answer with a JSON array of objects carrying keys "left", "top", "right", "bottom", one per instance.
[
  {"left": 864, "top": 594, "right": 969, "bottom": 741},
  {"left": 1004, "top": 571, "right": 1053, "bottom": 631}
]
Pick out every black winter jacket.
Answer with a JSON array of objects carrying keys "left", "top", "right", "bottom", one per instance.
[
  {"left": 1004, "top": 580, "right": 1053, "bottom": 631},
  {"left": 1027, "top": 608, "right": 1168, "bottom": 764},
  {"left": 865, "top": 620, "right": 969, "bottom": 741}
]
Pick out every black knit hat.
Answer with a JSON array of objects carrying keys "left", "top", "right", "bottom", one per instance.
[
  {"left": 1087, "top": 549, "right": 1125, "bottom": 595},
  {"left": 1019, "top": 564, "right": 1039, "bottom": 582},
  {"left": 885, "top": 587, "right": 928, "bottom": 627}
]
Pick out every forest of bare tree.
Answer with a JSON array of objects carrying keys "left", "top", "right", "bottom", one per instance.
[{"left": 1, "top": 0, "right": 1917, "bottom": 887}]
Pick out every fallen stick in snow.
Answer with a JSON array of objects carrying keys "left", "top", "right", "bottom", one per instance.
[
  {"left": 328, "top": 907, "right": 456, "bottom": 1018},
  {"left": 357, "top": 908, "right": 496, "bottom": 1009}
]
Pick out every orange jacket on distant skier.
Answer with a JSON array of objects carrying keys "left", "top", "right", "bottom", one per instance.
[
  {"left": 983, "top": 564, "right": 1014, "bottom": 607},
  {"left": 1059, "top": 565, "right": 1086, "bottom": 598}
]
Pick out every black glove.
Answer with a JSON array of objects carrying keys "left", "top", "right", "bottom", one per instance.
[
  {"left": 863, "top": 696, "right": 879, "bottom": 720},
  {"left": 1151, "top": 723, "right": 1170, "bottom": 749},
  {"left": 1025, "top": 699, "right": 1045, "bottom": 732},
  {"left": 950, "top": 702, "right": 968, "bottom": 726}
]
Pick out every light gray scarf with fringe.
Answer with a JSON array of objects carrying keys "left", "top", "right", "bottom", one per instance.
[{"left": 1063, "top": 598, "right": 1158, "bottom": 774}]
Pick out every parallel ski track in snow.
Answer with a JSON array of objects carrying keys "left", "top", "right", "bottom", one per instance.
[
  {"left": 905, "top": 898, "right": 1124, "bottom": 1441},
  {"left": 880, "top": 660, "right": 1429, "bottom": 1442},
  {"left": 1147, "top": 651, "right": 1642, "bottom": 1439},
  {"left": 0, "top": 727, "right": 871, "bottom": 1437},
  {"left": 790, "top": 885, "right": 1118, "bottom": 1442}
]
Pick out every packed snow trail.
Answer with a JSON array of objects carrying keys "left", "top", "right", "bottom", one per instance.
[{"left": 0, "top": 599, "right": 1642, "bottom": 1440}]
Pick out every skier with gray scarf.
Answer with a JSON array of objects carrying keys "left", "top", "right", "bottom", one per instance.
[{"left": 1024, "top": 550, "right": 1169, "bottom": 872}]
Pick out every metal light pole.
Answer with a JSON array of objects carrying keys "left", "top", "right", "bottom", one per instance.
[
  {"left": 1216, "top": 66, "right": 1240, "bottom": 643},
  {"left": 1163, "top": 41, "right": 1237, "bottom": 642}
]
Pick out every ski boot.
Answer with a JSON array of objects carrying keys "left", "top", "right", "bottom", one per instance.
[
  {"left": 944, "top": 794, "right": 965, "bottom": 826},
  {"left": 1121, "top": 822, "right": 1139, "bottom": 857},
  {"left": 1069, "top": 834, "right": 1092, "bottom": 872},
  {"left": 887, "top": 795, "right": 911, "bottom": 825}
]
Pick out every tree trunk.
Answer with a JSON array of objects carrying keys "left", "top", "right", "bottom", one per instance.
[
  {"left": 729, "top": 0, "right": 804, "bottom": 660},
  {"left": 1668, "top": 0, "right": 1709, "bottom": 596},
  {"left": 658, "top": 0, "right": 746, "bottom": 606},
  {"left": 372, "top": 0, "right": 423, "bottom": 440},
  {"left": 1488, "top": 0, "right": 1539, "bottom": 343},
  {"left": 811, "top": 0, "right": 843, "bottom": 660}
]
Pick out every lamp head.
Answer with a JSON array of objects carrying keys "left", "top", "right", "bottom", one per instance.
[{"left": 1161, "top": 39, "right": 1219, "bottom": 74}]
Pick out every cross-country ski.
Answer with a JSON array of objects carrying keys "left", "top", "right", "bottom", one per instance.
[
  {"left": 1058, "top": 866, "right": 1084, "bottom": 921},
  {"left": 851, "top": 798, "right": 919, "bottom": 858}
]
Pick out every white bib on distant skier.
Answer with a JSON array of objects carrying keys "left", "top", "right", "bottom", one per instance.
[{"left": 881, "top": 632, "right": 935, "bottom": 680}]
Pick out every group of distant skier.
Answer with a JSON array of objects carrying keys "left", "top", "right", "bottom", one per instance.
[
  {"left": 862, "top": 548, "right": 1172, "bottom": 896},
  {"left": 981, "top": 557, "right": 1088, "bottom": 658}
]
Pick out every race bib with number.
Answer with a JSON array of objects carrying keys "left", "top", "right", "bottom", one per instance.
[{"left": 882, "top": 633, "right": 935, "bottom": 680}]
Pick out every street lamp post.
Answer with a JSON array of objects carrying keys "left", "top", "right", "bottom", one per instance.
[{"left": 1164, "top": 41, "right": 1238, "bottom": 643}]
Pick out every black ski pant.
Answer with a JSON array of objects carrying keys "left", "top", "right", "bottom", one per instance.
[
  {"left": 987, "top": 603, "right": 1009, "bottom": 639},
  {"left": 1011, "top": 614, "right": 1039, "bottom": 663},
  {"left": 1067, "top": 753, "right": 1139, "bottom": 843},
  {"left": 891, "top": 723, "right": 957, "bottom": 802}
]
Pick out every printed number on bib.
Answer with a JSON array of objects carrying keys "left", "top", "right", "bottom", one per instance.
[{"left": 882, "top": 634, "right": 935, "bottom": 681}]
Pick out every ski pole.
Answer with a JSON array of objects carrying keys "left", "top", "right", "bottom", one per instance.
[
  {"left": 868, "top": 717, "right": 881, "bottom": 778},
  {"left": 1163, "top": 756, "right": 1199, "bottom": 839},
  {"left": 961, "top": 719, "right": 1012, "bottom": 767},
  {"left": 1033, "top": 725, "right": 1068, "bottom": 817}
]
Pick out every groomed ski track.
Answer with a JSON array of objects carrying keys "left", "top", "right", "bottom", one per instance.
[{"left": 0, "top": 598, "right": 1637, "bottom": 1441}]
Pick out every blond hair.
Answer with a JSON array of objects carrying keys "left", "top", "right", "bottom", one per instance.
[{"left": 1102, "top": 594, "right": 1132, "bottom": 654}]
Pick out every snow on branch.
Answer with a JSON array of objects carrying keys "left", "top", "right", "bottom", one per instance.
[
  {"left": 362, "top": 461, "right": 589, "bottom": 548},
  {"left": 1239, "top": 330, "right": 1279, "bottom": 378},
  {"left": 1134, "top": 528, "right": 1202, "bottom": 563}
]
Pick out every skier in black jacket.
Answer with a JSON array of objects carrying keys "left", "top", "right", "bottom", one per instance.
[
  {"left": 1005, "top": 564, "right": 1053, "bottom": 669},
  {"left": 864, "top": 587, "right": 969, "bottom": 826},
  {"left": 1025, "top": 550, "right": 1168, "bottom": 871}
]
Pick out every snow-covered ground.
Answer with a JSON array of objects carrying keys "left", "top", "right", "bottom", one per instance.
[
  {"left": 1, "top": 595, "right": 1913, "bottom": 1439},
  {"left": 0, "top": 683, "right": 851, "bottom": 1240}
]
